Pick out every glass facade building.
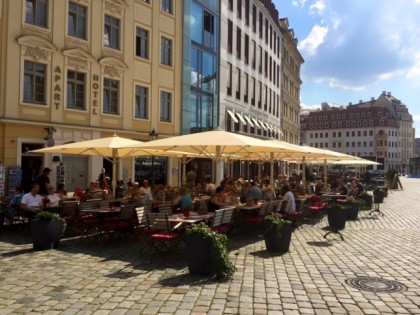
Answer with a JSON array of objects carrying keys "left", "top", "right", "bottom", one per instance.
[{"left": 182, "top": 0, "right": 219, "bottom": 135}]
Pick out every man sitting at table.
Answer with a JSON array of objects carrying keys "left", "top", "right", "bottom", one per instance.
[
  {"left": 249, "top": 181, "right": 263, "bottom": 201},
  {"left": 20, "top": 183, "right": 43, "bottom": 222},
  {"left": 278, "top": 185, "right": 296, "bottom": 214}
]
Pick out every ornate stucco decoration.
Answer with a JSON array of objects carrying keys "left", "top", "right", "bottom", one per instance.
[
  {"left": 104, "top": 0, "right": 128, "bottom": 17},
  {"left": 99, "top": 57, "right": 128, "bottom": 79},
  {"left": 62, "top": 48, "right": 96, "bottom": 71},
  {"left": 17, "top": 35, "right": 57, "bottom": 62}
]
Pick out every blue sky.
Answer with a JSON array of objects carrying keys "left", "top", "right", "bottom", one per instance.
[{"left": 273, "top": 0, "right": 420, "bottom": 137}]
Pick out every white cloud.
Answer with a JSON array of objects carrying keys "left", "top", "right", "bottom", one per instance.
[
  {"left": 413, "top": 115, "right": 420, "bottom": 123},
  {"left": 298, "top": 24, "right": 328, "bottom": 56},
  {"left": 309, "top": 0, "right": 326, "bottom": 16},
  {"left": 328, "top": 79, "right": 365, "bottom": 91},
  {"left": 292, "top": 0, "right": 307, "bottom": 7},
  {"left": 407, "top": 54, "right": 420, "bottom": 78}
]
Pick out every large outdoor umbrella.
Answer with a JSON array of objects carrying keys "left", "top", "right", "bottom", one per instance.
[
  {"left": 32, "top": 134, "right": 145, "bottom": 195},
  {"left": 127, "top": 130, "right": 311, "bottom": 185}
]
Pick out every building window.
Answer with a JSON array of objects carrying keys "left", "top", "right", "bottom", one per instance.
[
  {"left": 245, "top": 0, "right": 249, "bottom": 25},
  {"left": 244, "top": 35, "right": 249, "bottom": 64},
  {"left": 160, "top": 91, "right": 172, "bottom": 122},
  {"left": 68, "top": 2, "right": 86, "bottom": 39},
  {"left": 161, "top": 37, "right": 172, "bottom": 66},
  {"left": 23, "top": 61, "right": 46, "bottom": 104},
  {"left": 161, "top": 0, "right": 173, "bottom": 14},
  {"left": 25, "top": 0, "right": 48, "bottom": 28},
  {"left": 227, "top": 62, "right": 232, "bottom": 96},
  {"left": 227, "top": 19, "right": 233, "bottom": 54},
  {"left": 252, "top": 5, "right": 256, "bottom": 32},
  {"left": 236, "top": 68, "right": 241, "bottom": 100},
  {"left": 244, "top": 73, "right": 248, "bottom": 103},
  {"left": 237, "top": 0, "right": 242, "bottom": 19},
  {"left": 228, "top": 0, "right": 233, "bottom": 11},
  {"left": 236, "top": 27, "right": 241, "bottom": 59},
  {"left": 135, "top": 27, "right": 149, "bottom": 59},
  {"left": 104, "top": 15, "right": 120, "bottom": 49},
  {"left": 66, "top": 70, "right": 85, "bottom": 110},
  {"left": 135, "top": 85, "right": 148, "bottom": 119},
  {"left": 103, "top": 78, "right": 119, "bottom": 115}
]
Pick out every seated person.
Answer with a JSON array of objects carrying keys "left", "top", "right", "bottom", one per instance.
[
  {"left": 3, "top": 186, "right": 24, "bottom": 225},
  {"left": 20, "top": 183, "right": 43, "bottom": 222},
  {"left": 208, "top": 186, "right": 228, "bottom": 212},
  {"left": 221, "top": 186, "right": 239, "bottom": 205},
  {"left": 56, "top": 183, "right": 67, "bottom": 198},
  {"left": 173, "top": 187, "right": 193, "bottom": 213},
  {"left": 81, "top": 182, "right": 104, "bottom": 201},
  {"left": 115, "top": 180, "right": 126, "bottom": 198},
  {"left": 279, "top": 185, "right": 296, "bottom": 214},
  {"left": 249, "top": 181, "right": 263, "bottom": 201},
  {"left": 262, "top": 179, "right": 276, "bottom": 201},
  {"left": 46, "top": 186, "right": 61, "bottom": 207}
]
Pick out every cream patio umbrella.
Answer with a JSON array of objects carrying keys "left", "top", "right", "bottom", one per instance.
[
  {"left": 127, "top": 130, "right": 311, "bottom": 185},
  {"left": 31, "top": 134, "right": 195, "bottom": 195}
]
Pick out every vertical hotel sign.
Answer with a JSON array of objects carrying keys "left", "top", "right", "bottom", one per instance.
[
  {"left": 54, "top": 66, "right": 61, "bottom": 109},
  {"left": 92, "top": 74, "right": 99, "bottom": 115}
]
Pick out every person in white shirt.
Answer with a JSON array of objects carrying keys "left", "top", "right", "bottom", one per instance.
[
  {"left": 279, "top": 185, "right": 296, "bottom": 214},
  {"left": 46, "top": 186, "right": 61, "bottom": 207},
  {"left": 20, "top": 183, "right": 43, "bottom": 222},
  {"left": 139, "top": 180, "right": 151, "bottom": 196}
]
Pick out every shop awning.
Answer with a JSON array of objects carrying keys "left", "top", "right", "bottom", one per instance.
[
  {"left": 226, "top": 109, "right": 239, "bottom": 123},
  {"left": 243, "top": 115, "right": 254, "bottom": 127},
  {"left": 236, "top": 112, "right": 247, "bottom": 125}
]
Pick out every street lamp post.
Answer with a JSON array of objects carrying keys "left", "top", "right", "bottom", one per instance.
[{"left": 148, "top": 128, "right": 158, "bottom": 186}]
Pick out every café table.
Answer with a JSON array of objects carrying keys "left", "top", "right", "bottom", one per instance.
[
  {"left": 79, "top": 207, "right": 121, "bottom": 239},
  {"left": 169, "top": 212, "right": 214, "bottom": 229}
]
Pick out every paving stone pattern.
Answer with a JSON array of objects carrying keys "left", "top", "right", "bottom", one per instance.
[{"left": 1, "top": 177, "right": 419, "bottom": 314}]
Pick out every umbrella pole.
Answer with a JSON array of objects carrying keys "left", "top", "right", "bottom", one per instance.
[
  {"left": 324, "top": 159, "right": 327, "bottom": 188},
  {"left": 270, "top": 153, "right": 274, "bottom": 187},
  {"left": 215, "top": 146, "right": 222, "bottom": 185},
  {"left": 182, "top": 155, "right": 187, "bottom": 186},
  {"left": 112, "top": 149, "right": 117, "bottom": 197},
  {"left": 302, "top": 157, "right": 306, "bottom": 185}
]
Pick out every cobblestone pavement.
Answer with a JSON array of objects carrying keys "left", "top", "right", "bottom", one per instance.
[{"left": 1, "top": 177, "right": 419, "bottom": 315}]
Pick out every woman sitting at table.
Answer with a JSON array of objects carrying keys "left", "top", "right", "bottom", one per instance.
[
  {"left": 208, "top": 186, "right": 228, "bottom": 212},
  {"left": 46, "top": 185, "right": 61, "bottom": 207},
  {"left": 173, "top": 187, "right": 193, "bottom": 213}
]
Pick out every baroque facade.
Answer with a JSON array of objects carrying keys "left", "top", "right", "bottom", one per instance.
[
  {"left": 301, "top": 92, "right": 414, "bottom": 172},
  {"left": 0, "top": 0, "right": 183, "bottom": 191}
]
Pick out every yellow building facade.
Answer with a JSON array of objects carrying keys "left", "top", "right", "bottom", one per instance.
[{"left": 0, "top": 0, "right": 182, "bottom": 192}]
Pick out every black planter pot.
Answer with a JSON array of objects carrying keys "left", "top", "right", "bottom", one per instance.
[
  {"left": 359, "top": 195, "right": 373, "bottom": 210},
  {"left": 378, "top": 186, "right": 388, "bottom": 197},
  {"left": 346, "top": 203, "right": 359, "bottom": 220},
  {"left": 31, "top": 219, "right": 64, "bottom": 250},
  {"left": 326, "top": 206, "right": 348, "bottom": 231},
  {"left": 264, "top": 221, "right": 293, "bottom": 253},
  {"left": 185, "top": 236, "right": 212, "bottom": 276}
]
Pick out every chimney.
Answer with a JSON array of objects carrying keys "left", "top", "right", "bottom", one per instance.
[
  {"left": 371, "top": 97, "right": 375, "bottom": 101},
  {"left": 349, "top": 102, "right": 352, "bottom": 106},
  {"left": 359, "top": 100, "right": 363, "bottom": 104},
  {"left": 382, "top": 91, "right": 386, "bottom": 96},
  {"left": 387, "top": 92, "right": 391, "bottom": 97}
]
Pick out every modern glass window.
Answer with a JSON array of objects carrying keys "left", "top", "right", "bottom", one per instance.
[
  {"left": 103, "top": 79, "right": 119, "bottom": 114},
  {"left": 68, "top": 2, "right": 86, "bottom": 39},
  {"left": 135, "top": 85, "right": 148, "bottom": 119},
  {"left": 25, "top": 0, "right": 48, "bottom": 28},
  {"left": 160, "top": 91, "right": 172, "bottom": 122},
  {"left": 161, "top": 0, "right": 173, "bottom": 14},
  {"left": 23, "top": 61, "right": 46, "bottom": 104},
  {"left": 104, "top": 15, "right": 120, "bottom": 49},
  {"left": 190, "top": 93, "right": 214, "bottom": 133},
  {"left": 66, "top": 70, "right": 86, "bottom": 109},
  {"left": 161, "top": 37, "right": 172, "bottom": 66},
  {"left": 135, "top": 27, "right": 149, "bottom": 59}
]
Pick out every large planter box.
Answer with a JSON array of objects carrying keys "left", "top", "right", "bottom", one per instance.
[
  {"left": 264, "top": 221, "right": 293, "bottom": 253},
  {"left": 185, "top": 236, "right": 212, "bottom": 276},
  {"left": 31, "top": 219, "right": 64, "bottom": 250},
  {"left": 326, "top": 206, "right": 348, "bottom": 231},
  {"left": 346, "top": 202, "right": 360, "bottom": 220}
]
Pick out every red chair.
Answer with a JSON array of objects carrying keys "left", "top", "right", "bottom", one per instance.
[
  {"left": 145, "top": 213, "right": 182, "bottom": 259},
  {"left": 102, "top": 205, "right": 137, "bottom": 238}
]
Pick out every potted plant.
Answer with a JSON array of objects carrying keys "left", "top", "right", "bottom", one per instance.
[
  {"left": 357, "top": 192, "right": 372, "bottom": 210},
  {"left": 184, "top": 222, "right": 235, "bottom": 280},
  {"left": 263, "top": 213, "right": 293, "bottom": 253},
  {"left": 345, "top": 197, "right": 361, "bottom": 220},
  {"left": 325, "top": 202, "right": 349, "bottom": 231},
  {"left": 373, "top": 189, "right": 385, "bottom": 204},
  {"left": 32, "top": 211, "right": 66, "bottom": 250}
]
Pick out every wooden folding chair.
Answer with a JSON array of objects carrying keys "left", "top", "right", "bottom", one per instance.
[{"left": 144, "top": 213, "right": 182, "bottom": 259}]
